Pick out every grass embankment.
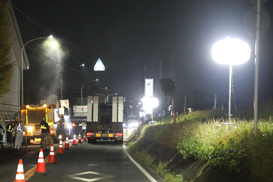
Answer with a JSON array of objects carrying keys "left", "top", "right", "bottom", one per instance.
[{"left": 129, "top": 109, "right": 273, "bottom": 182}]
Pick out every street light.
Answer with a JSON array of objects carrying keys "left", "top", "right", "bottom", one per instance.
[
  {"left": 81, "top": 79, "right": 99, "bottom": 105},
  {"left": 21, "top": 35, "right": 54, "bottom": 107},
  {"left": 105, "top": 93, "right": 117, "bottom": 103},
  {"left": 212, "top": 37, "right": 251, "bottom": 122}
]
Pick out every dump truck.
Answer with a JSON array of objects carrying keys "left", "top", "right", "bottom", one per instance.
[{"left": 84, "top": 96, "right": 124, "bottom": 143}]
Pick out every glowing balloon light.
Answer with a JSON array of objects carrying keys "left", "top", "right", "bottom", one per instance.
[
  {"left": 212, "top": 37, "right": 251, "bottom": 123},
  {"left": 212, "top": 38, "right": 251, "bottom": 65}
]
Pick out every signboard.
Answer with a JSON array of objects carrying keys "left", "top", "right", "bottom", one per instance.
[
  {"left": 94, "top": 58, "right": 105, "bottom": 71},
  {"left": 59, "top": 99, "right": 69, "bottom": 116},
  {"left": 145, "top": 78, "right": 153, "bottom": 97}
]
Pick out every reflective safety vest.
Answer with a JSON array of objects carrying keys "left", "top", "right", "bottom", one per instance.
[
  {"left": 40, "top": 125, "right": 47, "bottom": 129},
  {"left": 7, "top": 124, "right": 13, "bottom": 132}
]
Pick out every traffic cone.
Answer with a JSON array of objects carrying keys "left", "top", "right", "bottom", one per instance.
[
  {"left": 57, "top": 140, "right": 64, "bottom": 154},
  {"left": 65, "top": 136, "right": 70, "bottom": 149},
  {"left": 36, "top": 149, "right": 47, "bottom": 174},
  {"left": 78, "top": 133, "right": 82, "bottom": 143},
  {"left": 15, "top": 159, "right": 25, "bottom": 182},
  {"left": 83, "top": 133, "right": 86, "bottom": 141},
  {"left": 47, "top": 144, "right": 57, "bottom": 164},
  {"left": 73, "top": 133, "right": 77, "bottom": 145}
]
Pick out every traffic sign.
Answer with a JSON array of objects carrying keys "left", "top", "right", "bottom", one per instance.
[{"left": 94, "top": 58, "right": 105, "bottom": 71}]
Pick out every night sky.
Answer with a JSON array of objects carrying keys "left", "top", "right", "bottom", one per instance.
[{"left": 11, "top": 0, "right": 273, "bottom": 113}]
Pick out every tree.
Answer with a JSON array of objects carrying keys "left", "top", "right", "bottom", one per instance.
[{"left": 0, "top": 2, "right": 14, "bottom": 98}]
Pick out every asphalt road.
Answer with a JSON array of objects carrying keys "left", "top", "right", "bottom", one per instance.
[{"left": 0, "top": 135, "right": 162, "bottom": 182}]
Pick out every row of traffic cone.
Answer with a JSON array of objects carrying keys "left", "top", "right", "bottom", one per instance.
[
  {"left": 72, "top": 133, "right": 87, "bottom": 144},
  {"left": 15, "top": 133, "right": 87, "bottom": 181}
]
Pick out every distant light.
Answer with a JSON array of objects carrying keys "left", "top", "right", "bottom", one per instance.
[
  {"left": 95, "top": 78, "right": 99, "bottom": 81},
  {"left": 81, "top": 63, "right": 85, "bottom": 67},
  {"left": 48, "top": 35, "right": 54, "bottom": 39},
  {"left": 212, "top": 38, "right": 251, "bottom": 65}
]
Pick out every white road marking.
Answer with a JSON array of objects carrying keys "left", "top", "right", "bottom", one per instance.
[
  {"left": 123, "top": 145, "right": 158, "bottom": 182},
  {"left": 69, "top": 171, "right": 114, "bottom": 182}
]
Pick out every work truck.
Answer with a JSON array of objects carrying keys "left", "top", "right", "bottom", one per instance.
[
  {"left": 21, "top": 99, "right": 71, "bottom": 144},
  {"left": 73, "top": 96, "right": 124, "bottom": 143}
]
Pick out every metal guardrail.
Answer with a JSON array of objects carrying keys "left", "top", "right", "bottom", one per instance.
[{"left": 216, "top": 122, "right": 237, "bottom": 133}]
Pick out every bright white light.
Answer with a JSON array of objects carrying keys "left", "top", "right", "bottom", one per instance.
[
  {"left": 212, "top": 38, "right": 251, "bottom": 65},
  {"left": 143, "top": 97, "right": 159, "bottom": 114},
  {"left": 81, "top": 63, "right": 85, "bottom": 67},
  {"left": 27, "top": 126, "right": 33, "bottom": 131}
]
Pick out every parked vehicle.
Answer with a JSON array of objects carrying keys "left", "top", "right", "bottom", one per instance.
[{"left": 82, "top": 96, "right": 124, "bottom": 143}]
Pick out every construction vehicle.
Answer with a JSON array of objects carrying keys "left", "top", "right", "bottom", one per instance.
[
  {"left": 20, "top": 101, "right": 71, "bottom": 144},
  {"left": 74, "top": 95, "right": 124, "bottom": 143}
]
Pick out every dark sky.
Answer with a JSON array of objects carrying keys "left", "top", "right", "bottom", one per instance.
[{"left": 11, "top": 0, "right": 273, "bottom": 113}]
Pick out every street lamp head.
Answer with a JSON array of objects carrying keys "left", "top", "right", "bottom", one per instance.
[
  {"left": 212, "top": 38, "right": 251, "bottom": 65},
  {"left": 80, "top": 63, "right": 85, "bottom": 67},
  {"left": 48, "top": 35, "right": 54, "bottom": 39},
  {"left": 95, "top": 78, "right": 99, "bottom": 81}
]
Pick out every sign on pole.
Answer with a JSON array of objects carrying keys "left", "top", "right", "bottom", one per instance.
[
  {"left": 94, "top": 58, "right": 105, "bottom": 71},
  {"left": 145, "top": 78, "right": 153, "bottom": 97}
]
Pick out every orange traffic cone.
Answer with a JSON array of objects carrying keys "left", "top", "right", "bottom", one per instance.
[
  {"left": 15, "top": 159, "right": 25, "bottom": 182},
  {"left": 36, "top": 149, "right": 47, "bottom": 174},
  {"left": 57, "top": 140, "right": 64, "bottom": 154},
  {"left": 83, "top": 133, "right": 86, "bottom": 141},
  {"left": 73, "top": 133, "right": 77, "bottom": 145},
  {"left": 47, "top": 144, "right": 57, "bottom": 164},
  {"left": 78, "top": 133, "right": 82, "bottom": 143},
  {"left": 65, "top": 136, "right": 70, "bottom": 149}
]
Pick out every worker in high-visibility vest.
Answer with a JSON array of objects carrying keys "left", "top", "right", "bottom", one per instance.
[
  {"left": 6, "top": 121, "right": 14, "bottom": 145},
  {"left": 39, "top": 118, "right": 50, "bottom": 149}
]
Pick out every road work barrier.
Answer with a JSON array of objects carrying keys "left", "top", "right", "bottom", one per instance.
[
  {"left": 15, "top": 159, "right": 25, "bottom": 182},
  {"left": 73, "top": 134, "right": 77, "bottom": 145},
  {"left": 48, "top": 144, "right": 57, "bottom": 164},
  {"left": 57, "top": 140, "right": 64, "bottom": 154},
  {"left": 36, "top": 149, "right": 47, "bottom": 174},
  {"left": 65, "top": 136, "right": 70, "bottom": 149}
]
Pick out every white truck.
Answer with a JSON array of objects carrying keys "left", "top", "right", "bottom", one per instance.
[{"left": 73, "top": 96, "right": 124, "bottom": 143}]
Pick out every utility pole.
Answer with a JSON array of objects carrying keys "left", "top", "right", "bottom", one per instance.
[
  {"left": 159, "top": 60, "right": 162, "bottom": 118},
  {"left": 184, "top": 96, "right": 186, "bottom": 114},
  {"left": 170, "top": 54, "right": 176, "bottom": 123}
]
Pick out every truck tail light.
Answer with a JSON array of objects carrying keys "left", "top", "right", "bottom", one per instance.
[
  {"left": 86, "top": 132, "right": 93, "bottom": 136},
  {"left": 116, "top": 133, "right": 123, "bottom": 136}
]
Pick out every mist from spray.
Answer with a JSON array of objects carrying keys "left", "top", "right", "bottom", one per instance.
[{"left": 38, "top": 38, "right": 68, "bottom": 101}]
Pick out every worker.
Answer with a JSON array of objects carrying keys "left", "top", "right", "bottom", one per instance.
[
  {"left": 81, "top": 121, "right": 86, "bottom": 138},
  {"left": 13, "top": 119, "right": 26, "bottom": 150},
  {"left": 39, "top": 118, "right": 50, "bottom": 149},
  {"left": 6, "top": 121, "right": 14, "bottom": 146},
  {"left": 58, "top": 115, "right": 65, "bottom": 140}
]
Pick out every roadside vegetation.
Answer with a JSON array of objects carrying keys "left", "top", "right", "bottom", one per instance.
[
  {"left": 128, "top": 101, "right": 273, "bottom": 182},
  {"left": 0, "top": 2, "right": 14, "bottom": 98}
]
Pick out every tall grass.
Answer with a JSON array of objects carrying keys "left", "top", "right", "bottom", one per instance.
[{"left": 130, "top": 104, "right": 273, "bottom": 181}]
